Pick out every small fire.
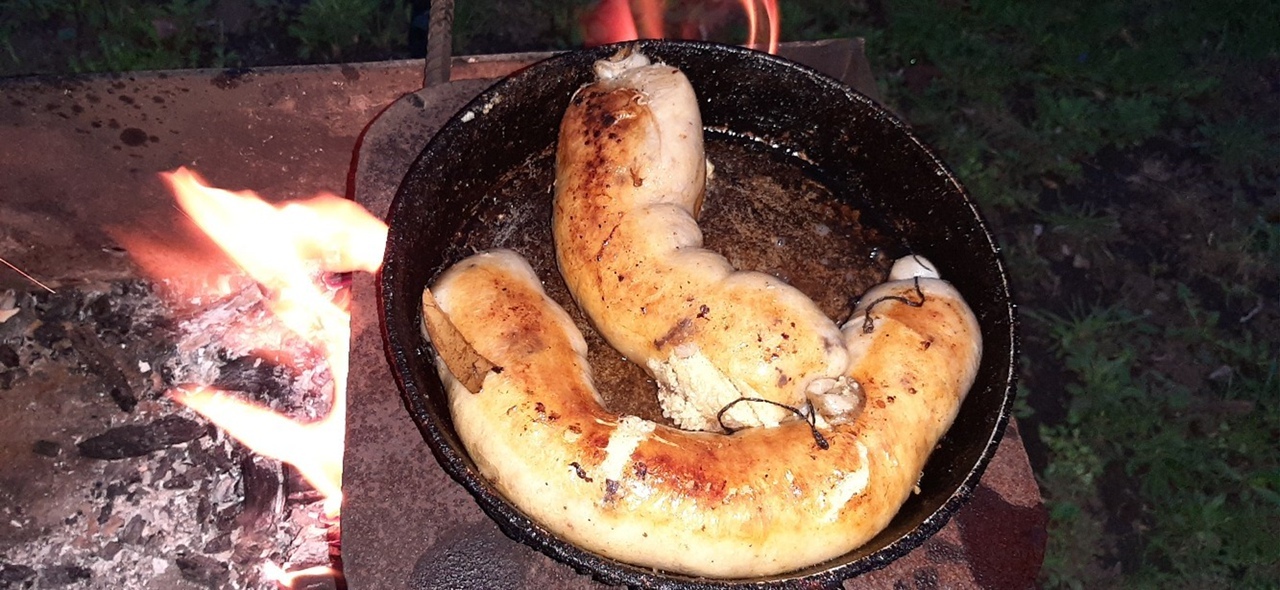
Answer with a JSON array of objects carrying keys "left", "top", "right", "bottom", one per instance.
[
  {"left": 160, "top": 167, "right": 386, "bottom": 519},
  {"left": 582, "top": 0, "right": 781, "bottom": 54},
  {"left": 262, "top": 561, "right": 343, "bottom": 587}
]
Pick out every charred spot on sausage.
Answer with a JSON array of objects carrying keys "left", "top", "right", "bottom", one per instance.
[
  {"left": 569, "top": 462, "right": 593, "bottom": 482},
  {"left": 653, "top": 317, "right": 695, "bottom": 349}
]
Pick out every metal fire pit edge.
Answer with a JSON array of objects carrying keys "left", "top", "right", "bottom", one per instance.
[{"left": 379, "top": 39, "right": 1019, "bottom": 589}]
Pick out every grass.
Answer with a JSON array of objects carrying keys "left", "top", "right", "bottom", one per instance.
[
  {"left": 846, "top": 2, "right": 1280, "bottom": 586},
  {"left": 0, "top": 0, "right": 415, "bottom": 75},
  {"left": 847, "top": 1, "right": 1280, "bottom": 586},
  {"left": 1026, "top": 301, "right": 1279, "bottom": 587},
  {"left": 3, "top": 0, "right": 1278, "bottom": 587},
  {"left": 1, "top": 0, "right": 237, "bottom": 73},
  {"left": 275, "top": 0, "right": 411, "bottom": 60}
]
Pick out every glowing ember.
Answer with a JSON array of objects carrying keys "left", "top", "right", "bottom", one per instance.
[
  {"left": 263, "top": 561, "right": 343, "bottom": 587},
  {"left": 583, "top": 0, "right": 780, "bottom": 54},
  {"left": 160, "top": 167, "right": 388, "bottom": 520}
]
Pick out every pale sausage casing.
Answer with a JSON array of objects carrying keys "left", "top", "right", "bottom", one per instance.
[
  {"left": 424, "top": 250, "right": 981, "bottom": 578},
  {"left": 553, "top": 50, "right": 850, "bottom": 430}
]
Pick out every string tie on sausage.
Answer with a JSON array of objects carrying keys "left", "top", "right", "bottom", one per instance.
[
  {"left": 860, "top": 276, "right": 926, "bottom": 335},
  {"left": 716, "top": 397, "right": 830, "bottom": 450}
]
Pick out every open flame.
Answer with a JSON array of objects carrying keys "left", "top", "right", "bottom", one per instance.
[
  {"left": 262, "top": 561, "right": 347, "bottom": 587},
  {"left": 583, "top": 0, "right": 780, "bottom": 54},
  {"left": 159, "top": 167, "right": 386, "bottom": 528}
]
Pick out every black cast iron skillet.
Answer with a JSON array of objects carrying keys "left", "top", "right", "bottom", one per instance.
[{"left": 380, "top": 40, "right": 1018, "bottom": 589}]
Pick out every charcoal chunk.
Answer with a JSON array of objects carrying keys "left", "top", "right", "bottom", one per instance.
[
  {"left": 98, "top": 541, "right": 122, "bottom": 560},
  {"left": 0, "top": 563, "right": 36, "bottom": 586},
  {"left": 163, "top": 472, "right": 193, "bottom": 489},
  {"left": 237, "top": 456, "right": 282, "bottom": 528},
  {"left": 86, "top": 294, "right": 133, "bottom": 336},
  {"left": 0, "top": 344, "right": 18, "bottom": 368},
  {"left": 119, "top": 515, "right": 145, "bottom": 545},
  {"left": 175, "top": 554, "right": 229, "bottom": 588},
  {"left": 212, "top": 355, "right": 291, "bottom": 401},
  {"left": 64, "top": 328, "right": 134, "bottom": 413},
  {"left": 33, "top": 290, "right": 81, "bottom": 322},
  {"left": 202, "top": 532, "right": 232, "bottom": 554},
  {"left": 109, "top": 385, "right": 138, "bottom": 413},
  {"left": 97, "top": 503, "right": 113, "bottom": 525},
  {"left": 33, "top": 321, "right": 67, "bottom": 348},
  {"left": 40, "top": 564, "right": 91, "bottom": 587},
  {"left": 77, "top": 415, "right": 206, "bottom": 459},
  {"left": 31, "top": 439, "right": 61, "bottom": 457}
]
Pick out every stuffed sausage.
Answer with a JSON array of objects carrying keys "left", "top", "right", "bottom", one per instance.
[
  {"left": 552, "top": 48, "right": 854, "bottom": 431},
  {"left": 422, "top": 250, "right": 981, "bottom": 578}
]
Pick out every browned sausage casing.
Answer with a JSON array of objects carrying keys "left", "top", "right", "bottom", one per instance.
[
  {"left": 552, "top": 49, "right": 852, "bottom": 431},
  {"left": 424, "top": 249, "right": 981, "bottom": 578}
]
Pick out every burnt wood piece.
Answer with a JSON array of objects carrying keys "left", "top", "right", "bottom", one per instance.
[
  {"left": 76, "top": 415, "right": 206, "bottom": 460},
  {"left": 66, "top": 326, "right": 138, "bottom": 413}
]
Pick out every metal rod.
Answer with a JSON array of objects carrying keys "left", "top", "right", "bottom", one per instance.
[{"left": 424, "top": 0, "right": 454, "bottom": 87}]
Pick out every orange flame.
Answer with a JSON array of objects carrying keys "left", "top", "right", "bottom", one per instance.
[
  {"left": 584, "top": 0, "right": 639, "bottom": 42},
  {"left": 739, "top": 0, "right": 780, "bottom": 53},
  {"left": 262, "top": 561, "right": 342, "bottom": 588},
  {"left": 583, "top": 0, "right": 780, "bottom": 54},
  {"left": 161, "top": 167, "right": 387, "bottom": 518}
]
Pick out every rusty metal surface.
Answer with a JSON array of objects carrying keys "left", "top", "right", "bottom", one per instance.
[{"left": 0, "top": 61, "right": 427, "bottom": 294}]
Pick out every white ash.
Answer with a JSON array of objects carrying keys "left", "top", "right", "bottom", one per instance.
[
  {"left": 161, "top": 279, "right": 336, "bottom": 420},
  {"left": 1, "top": 278, "right": 341, "bottom": 589},
  {"left": 2, "top": 414, "right": 335, "bottom": 589}
]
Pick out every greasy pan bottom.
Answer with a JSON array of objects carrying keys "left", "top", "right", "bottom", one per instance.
[{"left": 380, "top": 40, "right": 1018, "bottom": 589}]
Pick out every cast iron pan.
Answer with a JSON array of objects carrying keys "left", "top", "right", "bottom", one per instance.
[{"left": 380, "top": 40, "right": 1018, "bottom": 588}]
